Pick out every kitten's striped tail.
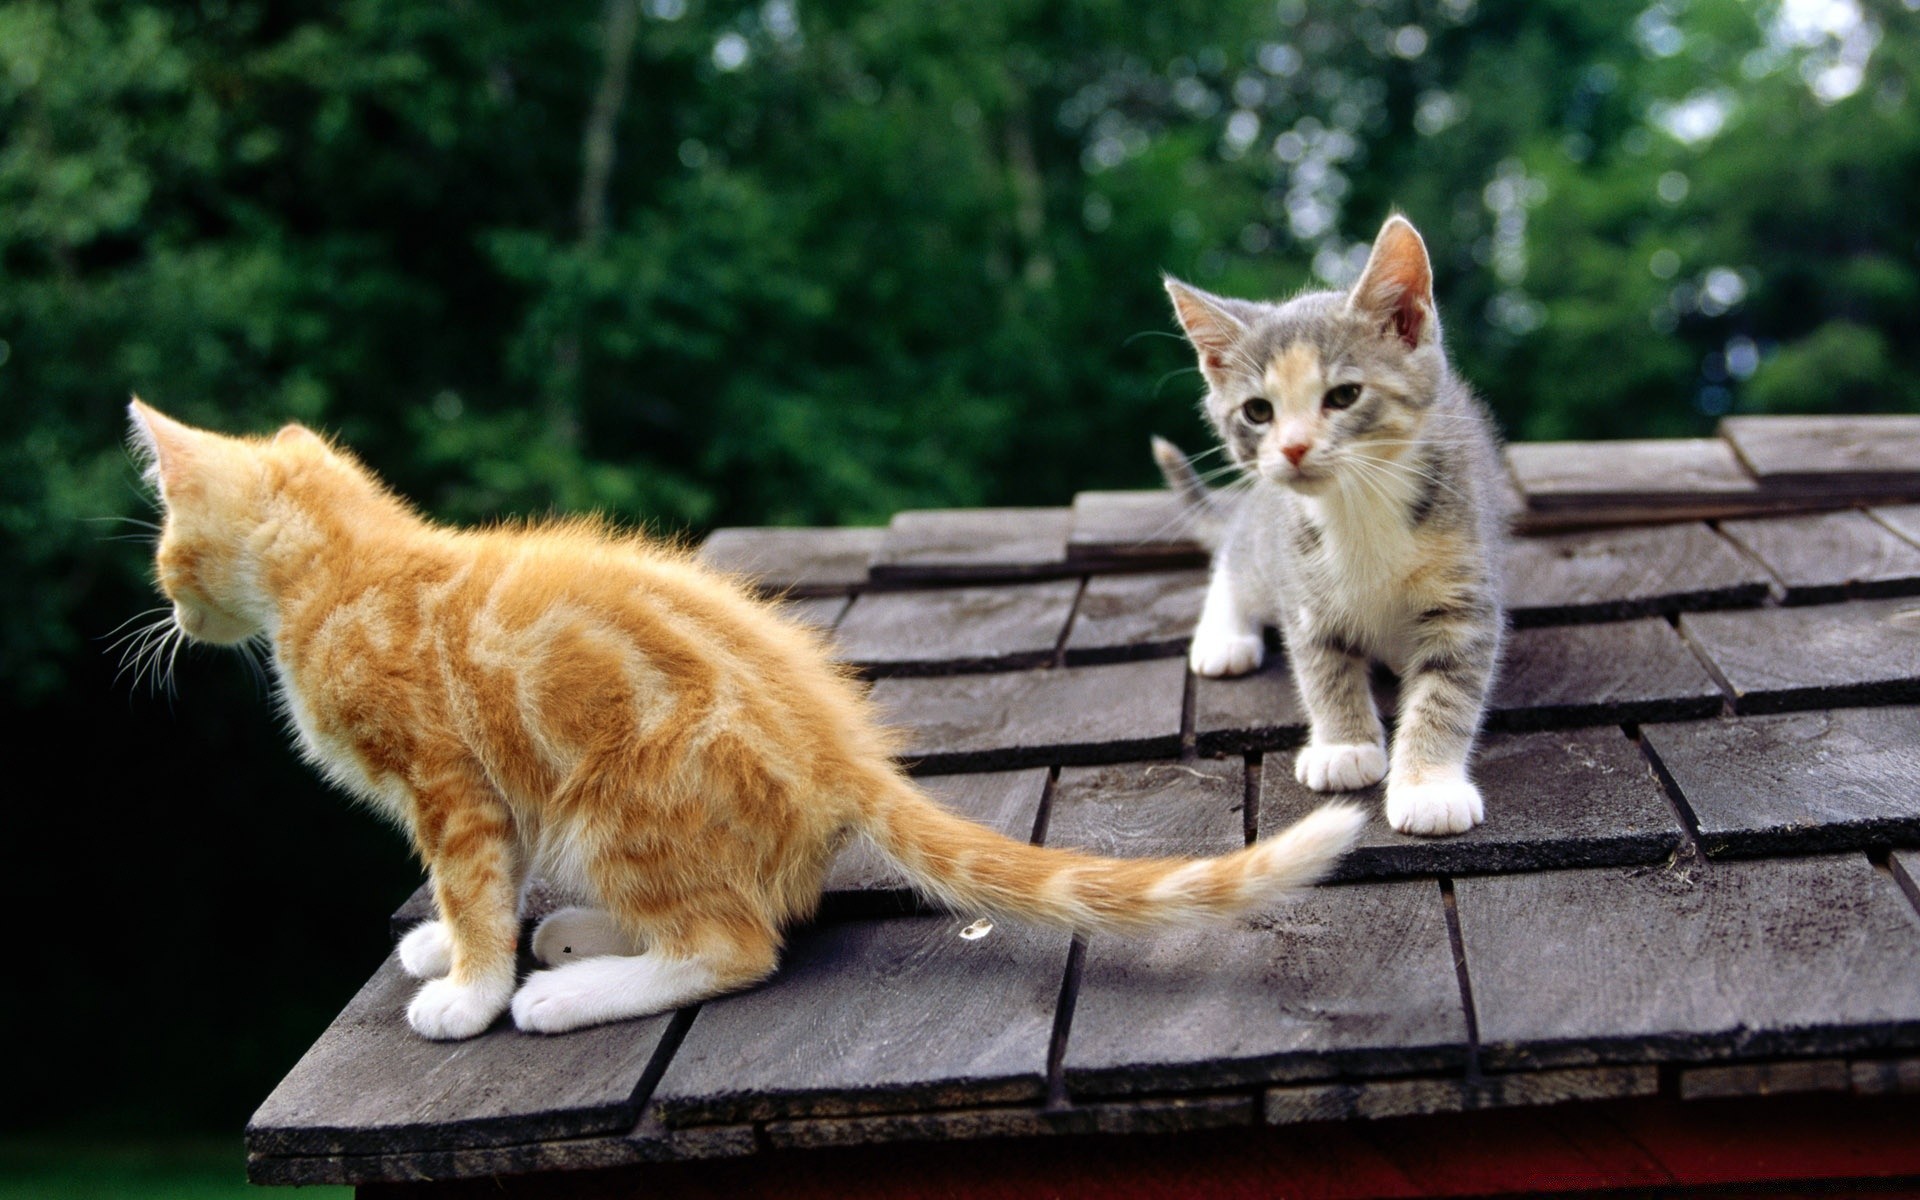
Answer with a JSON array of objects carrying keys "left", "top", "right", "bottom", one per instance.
[
  {"left": 853, "top": 772, "right": 1365, "bottom": 934},
  {"left": 1151, "top": 436, "right": 1229, "bottom": 547}
]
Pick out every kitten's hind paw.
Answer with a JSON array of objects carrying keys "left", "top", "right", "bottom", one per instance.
[
  {"left": 1190, "top": 628, "right": 1265, "bottom": 677},
  {"left": 397, "top": 919, "right": 453, "bottom": 980},
  {"left": 1386, "top": 776, "right": 1484, "bottom": 837},
  {"left": 1295, "top": 743, "right": 1387, "bottom": 791},
  {"left": 531, "top": 907, "right": 639, "bottom": 966},
  {"left": 406, "top": 976, "right": 512, "bottom": 1041}
]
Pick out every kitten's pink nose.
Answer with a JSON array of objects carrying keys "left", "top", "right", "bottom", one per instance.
[{"left": 1281, "top": 442, "right": 1311, "bottom": 467}]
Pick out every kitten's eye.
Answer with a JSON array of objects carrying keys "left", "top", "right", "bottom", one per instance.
[
  {"left": 1323, "top": 383, "right": 1362, "bottom": 410},
  {"left": 1240, "top": 397, "right": 1273, "bottom": 424}
]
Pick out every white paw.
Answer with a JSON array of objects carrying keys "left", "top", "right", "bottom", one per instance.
[
  {"left": 405, "top": 976, "right": 511, "bottom": 1041},
  {"left": 397, "top": 920, "right": 453, "bottom": 980},
  {"left": 511, "top": 966, "right": 611, "bottom": 1035},
  {"left": 530, "top": 907, "right": 636, "bottom": 966},
  {"left": 1295, "top": 742, "right": 1388, "bottom": 791},
  {"left": 1190, "top": 626, "right": 1265, "bottom": 677},
  {"left": 1386, "top": 776, "right": 1484, "bottom": 837}
]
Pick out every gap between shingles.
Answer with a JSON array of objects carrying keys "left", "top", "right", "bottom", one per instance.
[
  {"left": 1665, "top": 611, "right": 1739, "bottom": 718},
  {"left": 1704, "top": 518, "right": 1791, "bottom": 606},
  {"left": 1628, "top": 720, "right": 1709, "bottom": 866},
  {"left": 1028, "top": 766, "right": 1062, "bottom": 847},
  {"left": 1875, "top": 849, "right": 1920, "bottom": 920},
  {"left": 1242, "top": 753, "right": 1263, "bottom": 847},
  {"left": 1048, "top": 576, "right": 1091, "bottom": 669},
  {"left": 623, "top": 1004, "right": 703, "bottom": 1131},
  {"left": 1045, "top": 935, "right": 1088, "bottom": 1109},
  {"left": 1437, "top": 878, "right": 1483, "bottom": 1083},
  {"left": 1178, "top": 666, "right": 1198, "bottom": 760}
]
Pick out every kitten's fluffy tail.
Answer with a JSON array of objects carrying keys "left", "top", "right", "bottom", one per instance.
[
  {"left": 854, "top": 772, "right": 1365, "bottom": 933},
  {"left": 1151, "top": 436, "right": 1228, "bottom": 548}
]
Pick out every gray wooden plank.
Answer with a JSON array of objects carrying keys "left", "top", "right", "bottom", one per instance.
[
  {"left": 1455, "top": 855, "right": 1920, "bottom": 1071},
  {"left": 1508, "top": 439, "right": 1760, "bottom": 513},
  {"left": 869, "top": 658, "right": 1188, "bottom": 773},
  {"left": 1718, "top": 510, "right": 1920, "bottom": 604},
  {"left": 1043, "top": 758, "right": 1246, "bottom": 859},
  {"left": 821, "top": 769, "right": 1050, "bottom": 916},
  {"left": 867, "top": 508, "right": 1076, "bottom": 583},
  {"left": 1062, "top": 569, "right": 1207, "bottom": 665},
  {"left": 248, "top": 1113, "right": 754, "bottom": 1188},
  {"left": 246, "top": 954, "right": 680, "bottom": 1157},
  {"left": 1504, "top": 523, "right": 1769, "bottom": 626},
  {"left": 831, "top": 580, "right": 1079, "bottom": 675},
  {"left": 1491, "top": 618, "right": 1726, "bottom": 730},
  {"left": 1639, "top": 708, "right": 1920, "bottom": 857},
  {"left": 650, "top": 915, "right": 1070, "bottom": 1126},
  {"left": 1063, "top": 878, "right": 1468, "bottom": 1095},
  {"left": 1678, "top": 1059, "right": 1850, "bottom": 1101},
  {"left": 763, "top": 1094, "right": 1254, "bottom": 1151},
  {"left": 1680, "top": 597, "right": 1920, "bottom": 713},
  {"left": 695, "top": 526, "right": 883, "bottom": 596},
  {"left": 1193, "top": 652, "right": 1311, "bottom": 756},
  {"left": 1722, "top": 414, "right": 1920, "bottom": 495},
  {"left": 1265, "top": 1066, "right": 1657, "bottom": 1125},
  {"left": 1258, "top": 727, "right": 1682, "bottom": 881},
  {"left": 778, "top": 593, "right": 851, "bottom": 632},
  {"left": 1065, "top": 490, "right": 1207, "bottom": 566}
]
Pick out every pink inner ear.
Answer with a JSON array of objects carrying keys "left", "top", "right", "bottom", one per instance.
[{"left": 1391, "top": 294, "right": 1426, "bottom": 348}]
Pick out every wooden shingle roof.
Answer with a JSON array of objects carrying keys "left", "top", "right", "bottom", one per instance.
[{"left": 247, "top": 416, "right": 1920, "bottom": 1190}]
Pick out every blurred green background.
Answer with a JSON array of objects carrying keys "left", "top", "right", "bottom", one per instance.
[{"left": 2, "top": 0, "right": 1915, "bottom": 1191}]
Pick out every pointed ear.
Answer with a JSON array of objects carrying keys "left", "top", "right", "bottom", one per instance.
[
  {"left": 1164, "top": 277, "right": 1249, "bottom": 375},
  {"left": 273, "top": 423, "right": 325, "bottom": 449},
  {"left": 1348, "top": 215, "right": 1435, "bottom": 349},
  {"left": 127, "top": 397, "right": 205, "bottom": 498}
]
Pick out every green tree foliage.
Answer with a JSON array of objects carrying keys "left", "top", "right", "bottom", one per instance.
[{"left": 1, "top": 0, "right": 1915, "bottom": 1132}]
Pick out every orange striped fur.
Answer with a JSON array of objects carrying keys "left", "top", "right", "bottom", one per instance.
[{"left": 127, "top": 401, "right": 1364, "bottom": 1039}]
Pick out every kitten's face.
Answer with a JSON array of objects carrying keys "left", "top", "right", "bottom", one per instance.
[
  {"left": 128, "top": 402, "right": 285, "bottom": 645},
  {"left": 1168, "top": 216, "right": 1445, "bottom": 495}
]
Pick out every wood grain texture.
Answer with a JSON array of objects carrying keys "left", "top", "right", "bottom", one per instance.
[
  {"left": 1264, "top": 1065, "right": 1657, "bottom": 1125},
  {"left": 1722, "top": 414, "right": 1920, "bottom": 493},
  {"left": 1065, "top": 490, "right": 1207, "bottom": 567},
  {"left": 1062, "top": 569, "right": 1207, "bottom": 665},
  {"left": 1638, "top": 708, "right": 1920, "bottom": 856},
  {"left": 821, "top": 769, "right": 1051, "bottom": 915},
  {"left": 248, "top": 1113, "right": 754, "bottom": 1187},
  {"left": 869, "top": 658, "right": 1187, "bottom": 773},
  {"left": 1193, "top": 653, "right": 1311, "bottom": 755},
  {"left": 1258, "top": 727, "right": 1682, "bottom": 881},
  {"left": 1504, "top": 523, "right": 1769, "bottom": 626},
  {"left": 246, "top": 954, "right": 680, "bottom": 1157},
  {"left": 695, "top": 526, "right": 883, "bottom": 596},
  {"left": 1678, "top": 1059, "right": 1850, "bottom": 1101},
  {"left": 762, "top": 1094, "right": 1254, "bottom": 1151},
  {"left": 1718, "top": 510, "right": 1920, "bottom": 604},
  {"left": 831, "top": 580, "right": 1080, "bottom": 675},
  {"left": 1680, "top": 597, "right": 1920, "bottom": 713},
  {"left": 1063, "top": 879, "right": 1467, "bottom": 1095},
  {"left": 650, "top": 915, "right": 1071, "bottom": 1126},
  {"left": 1491, "top": 618, "right": 1726, "bottom": 730},
  {"left": 1044, "top": 758, "right": 1246, "bottom": 858},
  {"left": 867, "top": 508, "right": 1075, "bottom": 583},
  {"left": 1454, "top": 855, "right": 1920, "bottom": 1071}
]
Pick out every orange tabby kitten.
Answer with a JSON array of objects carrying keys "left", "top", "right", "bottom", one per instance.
[{"left": 128, "top": 401, "right": 1364, "bottom": 1039}]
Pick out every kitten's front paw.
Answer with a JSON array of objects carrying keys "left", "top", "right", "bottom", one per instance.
[
  {"left": 1190, "top": 627, "right": 1265, "bottom": 677},
  {"left": 531, "top": 907, "right": 636, "bottom": 966},
  {"left": 1295, "top": 743, "right": 1388, "bottom": 791},
  {"left": 1386, "top": 776, "right": 1484, "bottom": 837},
  {"left": 397, "top": 919, "right": 453, "bottom": 980},
  {"left": 406, "top": 977, "right": 511, "bottom": 1041}
]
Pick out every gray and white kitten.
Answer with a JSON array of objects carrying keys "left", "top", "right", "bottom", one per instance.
[{"left": 1158, "top": 215, "right": 1505, "bottom": 836}]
